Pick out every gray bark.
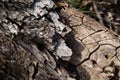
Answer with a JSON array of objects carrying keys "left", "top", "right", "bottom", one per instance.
[{"left": 0, "top": 0, "right": 120, "bottom": 80}]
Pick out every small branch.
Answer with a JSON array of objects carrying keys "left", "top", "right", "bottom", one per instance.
[{"left": 93, "top": 1, "right": 104, "bottom": 25}]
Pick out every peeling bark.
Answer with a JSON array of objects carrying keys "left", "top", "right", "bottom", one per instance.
[{"left": 0, "top": 0, "right": 120, "bottom": 80}]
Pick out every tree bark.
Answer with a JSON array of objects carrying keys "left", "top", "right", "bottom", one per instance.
[{"left": 0, "top": 0, "right": 120, "bottom": 80}]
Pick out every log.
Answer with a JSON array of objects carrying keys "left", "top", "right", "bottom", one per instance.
[{"left": 0, "top": 0, "right": 120, "bottom": 80}]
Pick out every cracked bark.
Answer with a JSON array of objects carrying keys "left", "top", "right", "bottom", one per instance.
[{"left": 0, "top": 0, "right": 120, "bottom": 80}]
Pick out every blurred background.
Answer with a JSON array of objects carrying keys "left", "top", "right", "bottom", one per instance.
[{"left": 67, "top": 0, "right": 120, "bottom": 35}]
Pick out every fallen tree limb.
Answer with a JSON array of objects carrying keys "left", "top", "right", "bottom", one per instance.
[{"left": 0, "top": 0, "right": 120, "bottom": 80}]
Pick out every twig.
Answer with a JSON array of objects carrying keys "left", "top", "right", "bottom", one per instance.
[{"left": 93, "top": 1, "right": 104, "bottom": 25}]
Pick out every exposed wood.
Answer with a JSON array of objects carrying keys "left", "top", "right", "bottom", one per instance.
[{"left": 0, "top": 0, "right": 120, "bottom": 80}]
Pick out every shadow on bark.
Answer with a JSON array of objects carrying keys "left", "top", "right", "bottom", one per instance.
[{"left": 65, "top": 32, "right": 91, "bottom": 80}]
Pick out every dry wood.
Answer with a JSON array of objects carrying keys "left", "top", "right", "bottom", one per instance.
[{"left": 0, "top": 0, "right": 120, "bottom": 80}]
